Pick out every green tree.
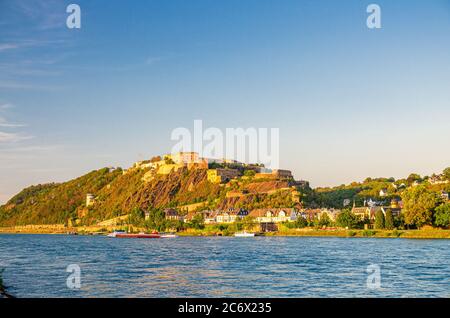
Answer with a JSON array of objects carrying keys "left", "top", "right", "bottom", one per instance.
[
  {"left": 434, "top": 203, "right": 450, "bottom": 228},
  {"left": 336, "top": 209, "right": 360, "bottom": 229},
  {"left": 374, "top": 210, "right": 385, "bottom": 229},
  {"left": 318, "top": 212, "right": 332, "bottom": 227},
  {"left": 244, "top": 170, "right": 256, "bottom": 177},
  {"left": 443, "top": 167, "right": 450, "bottom": 180},
  {"left": 241, "top": 216, "right": 256, "bottom": 230},
  {"left": 294, "top": 216, "right": 308, "bottom": 228},
  {"left": 394, "top": 214, "right": 405, "bottom": 229},
  {"left": 407, "top": 173, "right": 422, "bottom": 185},
  {"left": 128, "top": 207, "right": 144, "bottom": 226},
  {"left": 402, "top": 185, "right": 438, "bottom": 228},
  {"left": 189, "top": 213, "right": 205, "bottom": 230},
  {"left": 164, "top": 156, "right": 175, "bottom": 164},
  {"left": 144, "top": 208, "right": 166, "bottom": 231},
  {"left": 384, "top": 209, "right": 394, "bottom": 230}
]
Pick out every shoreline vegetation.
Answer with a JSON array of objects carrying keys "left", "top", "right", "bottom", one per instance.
[
  {"left": 1, "top": 155, "right": 449, "bottom": 241},
  {"left": 1, "top": 224, "right": 450, "bottom": 239}
]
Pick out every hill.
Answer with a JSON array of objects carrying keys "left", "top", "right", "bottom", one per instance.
[
  {"left": 0, "top": 164, "right": 306, "bottom": 226},
  {"left": 1, "top": 156, "right": 448, "bottom": 227}
]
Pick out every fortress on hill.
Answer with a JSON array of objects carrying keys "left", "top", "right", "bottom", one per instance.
[{"left": 127, "top": 151, "right": 297, "bottom": 184}]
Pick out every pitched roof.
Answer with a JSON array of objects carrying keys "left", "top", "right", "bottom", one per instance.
[{"left": 248, "top": 208, "right": 295, "bottom": 218}]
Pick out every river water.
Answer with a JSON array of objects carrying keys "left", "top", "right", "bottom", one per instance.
[{"left": 0, "top": 234, "right": 448, "bottom": 297}]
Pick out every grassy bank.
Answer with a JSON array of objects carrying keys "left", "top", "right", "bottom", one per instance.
[
  {"left": 176, "top": 227, "right": 450, "bottom": 239},
  {"left": 1, "top": 225, "right": 450, "bottom": 239},
  {"left": 268, "top": 228, "right": 450, "bottom": 239}
]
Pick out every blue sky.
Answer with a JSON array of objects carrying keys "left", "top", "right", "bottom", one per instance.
[{"left": 1, "top": 0, "right": 450, "bottom": 203}]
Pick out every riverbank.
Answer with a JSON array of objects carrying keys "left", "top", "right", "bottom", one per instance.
[
  {"left": 177, "top": 227, "right": 450, "bottom": 239},
  {"left": 1, "top": 225, "right": 450, "bottom": 239}
]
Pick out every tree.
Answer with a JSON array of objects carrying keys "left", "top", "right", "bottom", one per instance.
[
  {"left": 241, "top": 216, "right": 256, "bottom": 230},
  {"left": 384, "top": 209, "right": 394, "bottom": 230},
  {"left": 374, "top": 210, "right": 385, "bottom": 229},
  {"left": 318, "top": 212, "right": 332, "bottom": 227},
  {"left": 164, "top": 156, "right": 175, "bottom": 165},
  {"left": 244, "top": 170, "right": 256, "bottom": 177},
  {"left": 407, "top": 173, "right": 421, "bottom": 185},
  {"left": 293, "top": 216, "right": 308, "bottom": 228},
  {"left": 128, "top": 207, "right": 144, "bottom": 226},
  {"left": 434, "top": 203, "right": 450, "bottom": 228},
  {"left": 402, "top": 185, "right": 438, "bottom": 228},
  {"left": 189, "top": 213, "right": 205, "bottom": 230},
  {"left": 443, "top": 167, "right": 450, "bottom": 180},
  {"left": 336, "top": 209, "right": 360, "bottom": 229},
  {"left": 144, "top": 208, "right": 166, "bottom": 231}
]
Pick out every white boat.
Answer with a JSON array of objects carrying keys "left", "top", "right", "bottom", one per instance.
[
  {"left": 160, "top": 233, "right": 177, "bottom": 238},
  {"left": 234, "top": 231, "right": 255, "bottom": 237},
  {"left": 107, "top": 230, "right": 126, "bottom": 238}
]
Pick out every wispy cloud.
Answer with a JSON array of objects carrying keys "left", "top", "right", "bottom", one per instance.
[
  {"left": 0, "top": 103, "right": 30, "bottom": 142},
  {"left": 0, "top": 39, "right": 68, "bottom": 54},
  {"left": 0, "top": 43, "right": 19, "bottom": 52},
  {"left": 0, "top": 80, "right": 64, "bottom": 91},
  {"left": 0, "top": 103, "right": 14, "bottom": 110},
  {"left": 12, "top": 0, "right": 68, "bottom": 31},
  {"left": 0, "top": 131, "right": 33, "bottom": 143},
  {"left": 0, "top": 116, "right": 25, "bottom": 128}
]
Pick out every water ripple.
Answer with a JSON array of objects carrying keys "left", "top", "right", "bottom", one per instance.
[{"left": 0, "top": 235, "right": 449, "bottom": 297}]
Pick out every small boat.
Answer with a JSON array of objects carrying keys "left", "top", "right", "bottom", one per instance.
[
  {"left": 107, "top": 230, "right": 125, "bottom": 237},
  {"left": 107, "top": 231, "right": 160, "bottom": 238},
  {"left": 160, "top": 233, "right": 177, "bottom": 238},
  {"left": 234, "top": 231, "right": 255, "bottom": 237}
]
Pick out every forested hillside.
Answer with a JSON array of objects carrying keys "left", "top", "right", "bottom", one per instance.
[{"left": 1, "top": 164, "right": 448, "bottom": 227}]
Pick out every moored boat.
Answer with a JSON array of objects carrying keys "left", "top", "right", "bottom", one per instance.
[
  {"left": 234, "top": 231, "right": 255, "bottom": 237},
  {"left": 107, "top": 231, "right": 160, "bottom": 238},
  {"left": 107, "top": 230, "right": 126, "bottom": 237},
  {"left": 160, "top": 233, "right": 177, "bottom": 238},
  {"left": 109, "top": 231, "right": 160, "bottom": 238},
  {"left": 115, "top": 232, "right": 161, "bottom": 238}
]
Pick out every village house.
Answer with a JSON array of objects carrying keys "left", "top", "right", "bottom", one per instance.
[
  {"left": 379, "top": 188, "right": 388, "bottom": 197},
  {"left": 248, "top": 208, "right": 297, "bottom": 223},
  {"left": 163, "top": 208, "right": 184, "bottom": 222},
  {"left": 351, "top": 207, "right": 369, "bottom": 220},
  {"left": 297, "top": 208, "right": 340, "bottom": 222},
  {"left": 298, "top": 209, "right": 322, "bottom": 221},
  {"left": 352, "top": 199, "right": 403, "bottom": 221},
  {"left": 383, "top": 199, "right": 403, "bottom": 217},
  {"left": 216, "top": 208, "right": 249, "bottom": 223},
  {"left": 352, "top": 206, "right": 383, "bottom": 222},
  {"left": 429, "top": 174, "right": 449, "bottom": 185},
  {"left": 183, "top": 211, "right": 197, "bottom": 223},
  {"left": 202, "top": 210, "right": 219, "bottom": 224}
]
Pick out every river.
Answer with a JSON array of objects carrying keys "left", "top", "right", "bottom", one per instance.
[{"left": 0, "top": 234, "right": 448, "bottom": 297}]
